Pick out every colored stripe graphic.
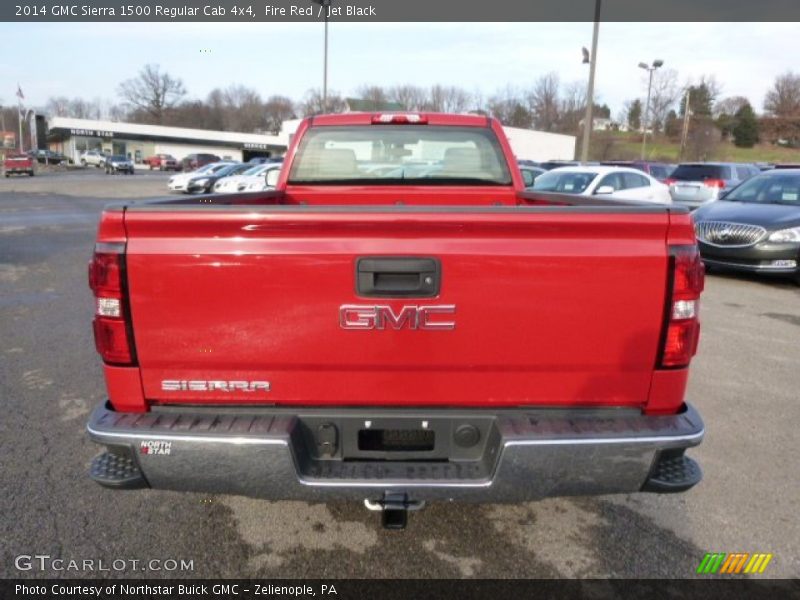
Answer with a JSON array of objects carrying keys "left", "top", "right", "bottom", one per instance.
[{"left": 699, "top": 553, "right": 774, "bottom": 575}]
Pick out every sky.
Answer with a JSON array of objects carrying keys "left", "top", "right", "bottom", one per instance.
[{"left": 0, "top": 22, "right": 794, "bottom": 118}]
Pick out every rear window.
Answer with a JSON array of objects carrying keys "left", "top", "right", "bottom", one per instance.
[
  {"left": 531, "top": 170, "right": 598, "bottom": 193},
  {"left": 288, "top": 125, "right": 512, "bottom": 186},
  {"left": 671, "top": 164, "right": 730, "bottom": 181}
]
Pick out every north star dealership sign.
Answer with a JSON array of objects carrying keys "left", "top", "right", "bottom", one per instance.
[{"left": 70, "top": 128, "right": 113, "bottom": 138}]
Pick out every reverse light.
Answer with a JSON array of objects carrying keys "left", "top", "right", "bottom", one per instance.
[
  {"left": 371, "top": 113, "right": 428, "bottom": 125},
  {"left": 767, "top": 227, "right": 800, "bottom": 243},
  {"left": 96, "top": 297, "right": 121, "bottom": 317},
  {"left": 88, "top": 243, "right": 135, "bottom": 365},
  {"left": 659, "top": 245, "right": 704, "bottom": 368}
]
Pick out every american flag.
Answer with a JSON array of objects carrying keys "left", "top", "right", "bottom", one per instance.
[{"left": 16, "top": 84, "right": 24, "bottom": 100}]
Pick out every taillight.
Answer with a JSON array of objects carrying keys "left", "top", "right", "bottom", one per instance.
[
  {"left": 664, "top": 178, "right": 676, "bottom": 186},
  {"left": 371, "top": 113, "right": 428, "bottom": 124},
  {"left": 703, "top": 178, "right": 725, "bottom": 188},
  {"left": 659, "top": 245, "right": 704, "bottom": 368},
  {"left": 88, "top": 242, "right": 135, "bottom": 365}
]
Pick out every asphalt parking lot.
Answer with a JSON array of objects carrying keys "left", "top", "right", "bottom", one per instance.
[{"left": 1, "top": 171, "right": 798, "bottom": 579}]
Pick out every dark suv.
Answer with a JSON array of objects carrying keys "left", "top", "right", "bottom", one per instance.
[
  {"left": 181, "top": 153, "right": 221, "bottom": 171},
  {"left": 667, "top": 162, "right": 760, "bottom": 209}
]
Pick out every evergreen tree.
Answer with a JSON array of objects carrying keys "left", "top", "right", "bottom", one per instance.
[{"left": 732, "top": 103, "right": 759, "bottom": 148}]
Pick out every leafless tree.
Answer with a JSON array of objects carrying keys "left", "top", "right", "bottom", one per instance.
[
  {"left": 388, "top": 85, "right": 428, "bottom": 111},
  {"left": 356, "top": 85, "right": 389, "bottom": 106},
  {"left": 263, "top": 95, "right": 296, "bottom": 134},
  {"left": 557, "top": 81, "right": 588, "bottom": 134},
  {"left": 425, "top": 85, "right": 472, "bottom": 113},
  {"left": 714, "top": 96, "right": 749, "bottom": 118},
  {"left": 528, "top": 72, "right": 560, "bottom": 131},
  {"left": 645, "top": 68, "right": 681, "bottom": 133},
  {"left": 764, "top": 71, "right": 800, "bottom": 117},
  {"left": 218, "top": 85, "right": 265, "bottom": 132},
  {"left": 487, "top": 86, "right": 532, "bottom": 128},
  {"left": 117, "top": 64, "right": 187, "bottom": 124},
  {"left": 300, "top": 88, "right": 346, "bottom": 116}
]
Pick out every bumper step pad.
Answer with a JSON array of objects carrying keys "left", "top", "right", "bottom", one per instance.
[
  {"left": 642, "top": 452, "right": 702, "bottom": 493},
  {"left": 90, "top": 451, "right": 147, "bottom": 489}
]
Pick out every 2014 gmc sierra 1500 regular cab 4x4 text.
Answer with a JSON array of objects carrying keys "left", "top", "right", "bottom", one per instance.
[{"left": 86, "top": 113, "right": 705, "bottom": 528}]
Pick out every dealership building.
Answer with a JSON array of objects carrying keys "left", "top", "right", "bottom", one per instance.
[
  {"left": 46, "top": 117, "right": 287, "bottom": 164},
  {"left": 43, "top": 115, "right": 575, "bottom": 166}
]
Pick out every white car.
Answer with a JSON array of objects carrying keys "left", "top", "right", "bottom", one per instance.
[
  {"left": 213, "top": 163, "right": 275, "bottom": 193},
  {"left": 167, "top": 161, "right": 235, "bottom": 193},
  {"left": 238, "top": 165, "right": 282, "bottom": 192},
  {"left": 80, "top": 150, "right": 107, "bottom": 167},
  {"left": 531, "top": 165, "right": 672, "bottom": 204}
]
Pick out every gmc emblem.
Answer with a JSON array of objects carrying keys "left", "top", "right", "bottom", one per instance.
[{"left": 339, "top": 304, "right": 456, "bottom": 330}]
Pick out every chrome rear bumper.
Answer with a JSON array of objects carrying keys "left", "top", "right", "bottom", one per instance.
[{"left": 87, "top": 403, "right": 704, "bottom": 502}]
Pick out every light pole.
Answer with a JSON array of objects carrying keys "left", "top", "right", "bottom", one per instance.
[
  {"left": 639, "top": 59, "right": 663, "bottom": 160},
  {"left": 579, "top": 0, "right": 601, "bottom": 164},
  {"left": 313, "top": 0, "right": 332, "bottom": 113}
]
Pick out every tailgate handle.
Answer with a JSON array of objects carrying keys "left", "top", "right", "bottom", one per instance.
[{"left": 357, "top": 257, "right": 440, "bottom": 297}]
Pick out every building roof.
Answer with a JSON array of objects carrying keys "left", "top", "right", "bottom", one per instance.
[{"left": 47, "top": 117, "right": 285, "bottom": 148}]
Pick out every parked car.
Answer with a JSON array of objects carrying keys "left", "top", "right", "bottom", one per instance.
[
  {"left": 600, "top": 161, "right": 675, "bottom": 182},
  {"left": 167, "top": 161, "right": 236, "bottom": 193},
  {"left": 693, "top": 168, "right": 800, "bottom": 284},
  {"left": 86, "top": 112, "right": 705, "bottom": 530},
  {"left": 240, "top": 164, "right": 282, "bottom": 192},
  {"left": 519, "top": 165, "right": 546, "bottom": 188},
  {"left": 538, "top": 160, "right": 583, "bottom": 170},
  {"left": 531, "top": 166, "right": 672, "bottom": 203},
  {"left": 80, "top": 150, "right": 107, "bottom": 167},
  {"left": 143, "top": 154, "right": 179, "bottom": 171},
  {"left": 104, "top": 155, "right": 135, "bottom": 175},
  {"left": 28, "top": 149, "right": 69, "bottom": 165},
  {"left": 180, "top": 153, "right": 221, "bottom": 171},
  {"left": 3, "top": 154, "right": 35, "bottom": 177},
  {"left": 247, "top": 156, "right": 284, "bottom": 165},
  {"left": 213, "top": 163, "right": 277, "bottom": 193},
  {"left": 186, "top": 162, "right": 250, "bottom": 194},
  {"left": 667, "top": 162, "right": 760, "bottom": 209}
]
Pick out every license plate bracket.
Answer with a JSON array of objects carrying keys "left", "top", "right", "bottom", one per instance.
[{"left": 358, "top": 428, "right": 435, "bottom": 452}]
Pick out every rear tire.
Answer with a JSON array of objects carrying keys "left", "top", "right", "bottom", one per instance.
[{"left": 29, "top": 171, "right": 34, "bottom": 177}]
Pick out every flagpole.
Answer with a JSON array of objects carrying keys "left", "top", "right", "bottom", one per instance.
[{"left": 17, "top": 85, "right": 24, "bottom": 153}]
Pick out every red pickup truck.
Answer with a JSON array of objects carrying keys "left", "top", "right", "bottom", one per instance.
[
  {"left": 86, "top": 113, "right": 705, "bottom": 528},
  {"left": 142, "top": 154, "right": 179, "bottom": 171},
  {"left": 3, "top": 153, "right": 35, "bottom": 177}
]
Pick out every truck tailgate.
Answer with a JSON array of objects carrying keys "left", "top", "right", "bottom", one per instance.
[{"left": 123, "top": 207, "right": 669, "bottom": 408}]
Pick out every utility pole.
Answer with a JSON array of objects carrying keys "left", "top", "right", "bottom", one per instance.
[
  {"left": 639, "top": 59, "right": 663, "bottom": 160},
  {"left": 580, "top": 0, "right": 601, "bottom": 164},
  {"left": 313, "top": 0, "right": 331, "bottom": 113},
  {"left": 679, "top": 88, "right": 692, "bottom": 160},
  {"left": 323, "top": 2, "right": 329, "bottom": 112}
]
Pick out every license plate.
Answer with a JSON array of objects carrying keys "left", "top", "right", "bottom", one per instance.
[{"left": 358, "top": 428, "right": 435, "bottom": 452}]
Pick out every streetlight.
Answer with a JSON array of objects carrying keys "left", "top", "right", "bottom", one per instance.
[
  {"left": 579, "top": 0, "right": 601, "bottom": 164},
  {"left": 639, "top": 59, "right": 663, "bottom": 160}
]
